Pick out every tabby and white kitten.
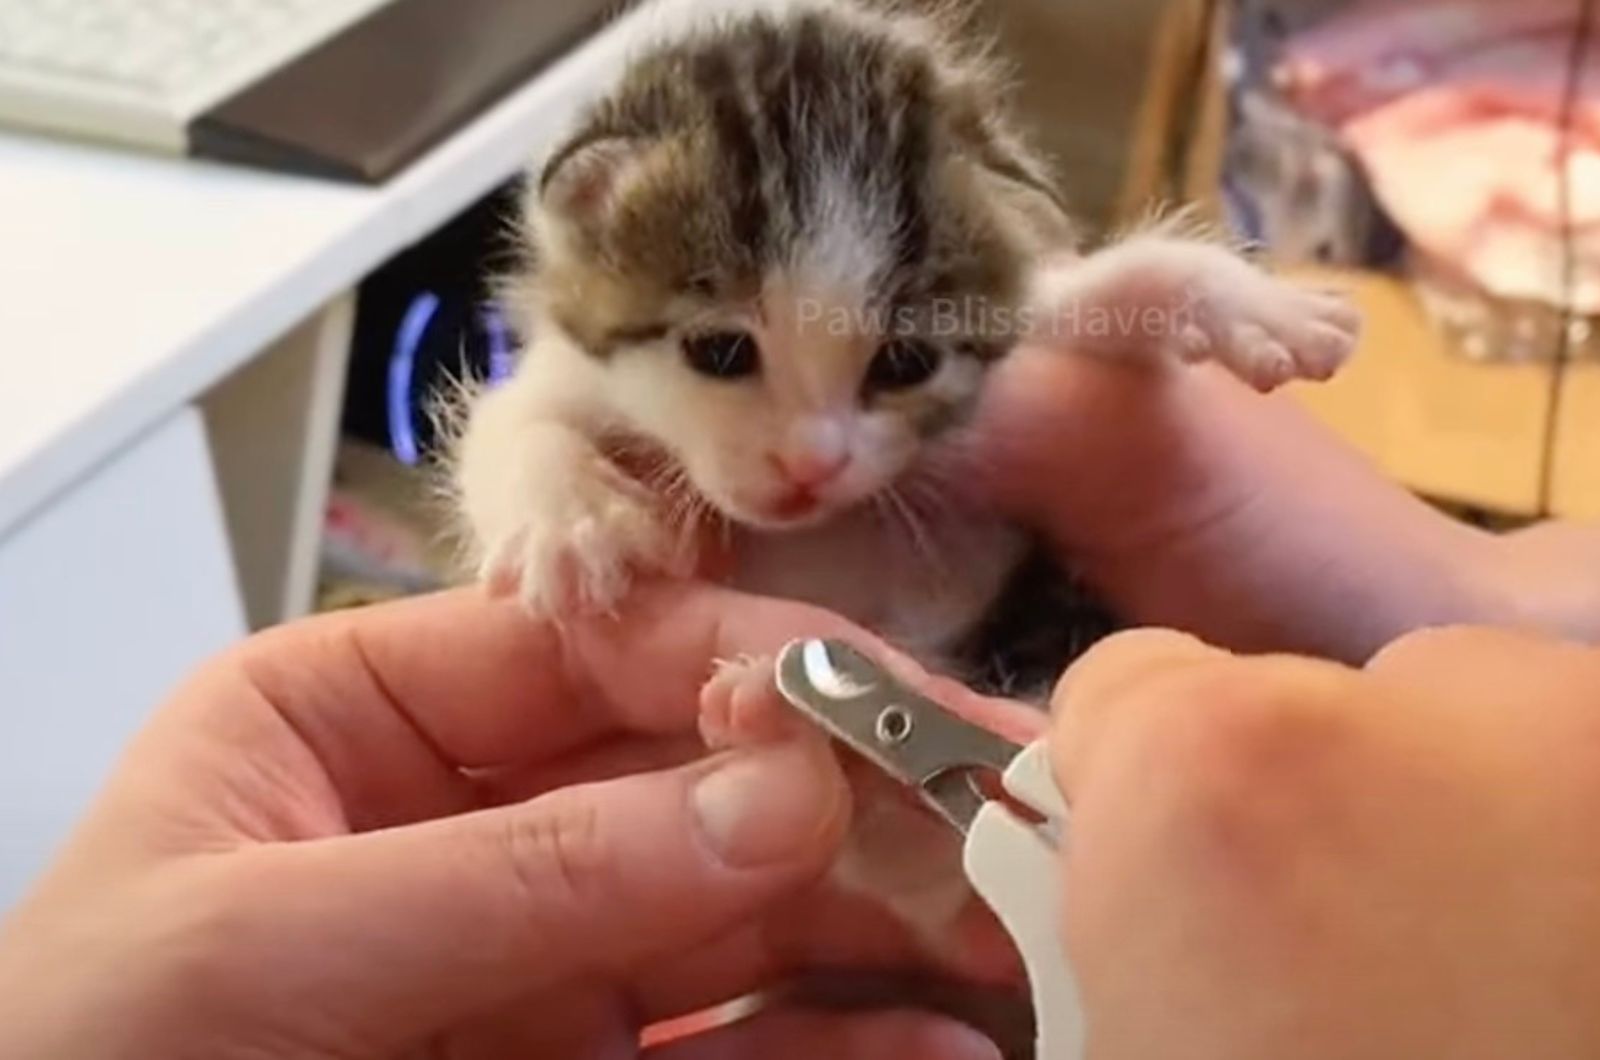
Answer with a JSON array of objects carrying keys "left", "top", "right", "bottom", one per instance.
[{"left": 452, "top": 0, "right": 1360, "bottom": 687}]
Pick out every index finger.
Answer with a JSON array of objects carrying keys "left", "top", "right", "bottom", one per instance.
[
  {"left": 140, "top": 584, "right": 874, "bottom": 837},
  {"left": 221, "top": 583, "right": 873, "bottom": 772}
]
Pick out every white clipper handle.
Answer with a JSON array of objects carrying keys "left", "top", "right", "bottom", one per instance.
[{"left": 961, "top": 740, "right": 1084, "bottom": 1060}]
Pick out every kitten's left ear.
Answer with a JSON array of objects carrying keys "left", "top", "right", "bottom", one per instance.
[
  {"left": 538, "top": 135, "right": 650, "bottom": 224},
  {"left": 967, "top": 157, "right": 1077, "bottom": 253}
]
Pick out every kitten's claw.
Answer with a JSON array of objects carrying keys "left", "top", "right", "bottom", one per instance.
[{"left": 480, "top": 469, "right": 687, "bottom": 618}]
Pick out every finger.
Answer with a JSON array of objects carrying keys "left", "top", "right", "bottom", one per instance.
[
  {"left": 171, "top": 584, "right": 878, "bottom": 830},
  {"left": 476, "top": 734, "right": 707, "bottom": 807},
  {"left": 229, "top": 583, "right": 874, "bottom": 766},
  {"left": 1048, "top": 629, "right": 1224, "bottom": 801},
  {"left": 567, "top": 582, "right": 1041, "bottom": 745},
  {"left": 257, "top": 739, "right": 849, "bottom": 1051},
  {"left": 624, "top": 889, "right": 996, "bottom": 1027},
  {"left": 160, "top": 590, "right": 585, "bottom": 832},
  {"left": 622, "top": 798, "right": 1024, "bottom": 1028},
  {"left": 647, "top": 1007, "right": 1000, "bottom": 1060}
]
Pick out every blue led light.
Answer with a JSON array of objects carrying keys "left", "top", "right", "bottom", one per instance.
[
  {"left": 482, "top": 304, "right": 514, "bottom": 386},
  {"left": 389, "top": 290, "right": 441, "bottom": 466}
]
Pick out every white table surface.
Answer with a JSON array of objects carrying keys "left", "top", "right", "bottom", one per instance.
[{"left": 0, "top": 0, "right": 711, "bottom": 539}]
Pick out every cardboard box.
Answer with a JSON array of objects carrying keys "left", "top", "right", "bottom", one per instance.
[
  {"left": 1283, "top": 267, "right": 1558, "bottom": 517},
  {"left": 1553, "top": 362, "right": 1600, "bottom": 519}
]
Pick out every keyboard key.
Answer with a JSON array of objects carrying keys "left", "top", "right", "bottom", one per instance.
[{"left": 0, "top": 0, "right": 384, "bottom": 96}]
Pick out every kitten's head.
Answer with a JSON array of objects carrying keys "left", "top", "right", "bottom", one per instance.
[{"left": 518, "top": 7, "right": 1071, "bottom": 530}]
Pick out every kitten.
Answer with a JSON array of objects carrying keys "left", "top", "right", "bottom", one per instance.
[
  {"left": 451, "top": 0, "right": 1359, "bottom": 686},
  {"left": 448, "top": 0, "right": 1361, "bottom": 1031}
]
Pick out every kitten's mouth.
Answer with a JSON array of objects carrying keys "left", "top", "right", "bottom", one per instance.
[
  {"left": 723, "top": 487, "right": 837, "bottom": 531},
  {"left": 768, "top": 488, "right": 821, "bottom": 521}
]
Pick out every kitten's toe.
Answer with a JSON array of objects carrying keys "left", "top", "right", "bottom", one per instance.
[
  {"left": 487, "top": 532, "right": 589, "bottom": 618},
  {"left": 1308, "top": 289, "right": 1364, "bottom": 337},
  {"left": 480, "top": 531, "right": 552, "bottom": 608},
  {"left": 1298, "top": 320, "right": 1359, "bottom": 380},
  {"left": 479, "top": 524, "right": 627, "bottom": 620},
  {"left": 1173, "top": 322, "right": 1213, "bottom": 364},
  {"left": 481, "top": 549, "right": 523, "bottom": 599},
  {"left": 483, "top": 482, "right": 690, "bottom": 619},
  {"left": 700, "top": 654, "right": 815, "bottom": 749},
  {"left": 568, "top": 505, "right": 647, "bottom": 606},
  {"left": 1199, "top": 277, "right": 1361, "bottom": 390},
  {"left": 1265, "top": 290, "right": 1361, "bottom": 385},
  {"left": 1224, "top": 324, "right": 1297, "bottom": 392}
]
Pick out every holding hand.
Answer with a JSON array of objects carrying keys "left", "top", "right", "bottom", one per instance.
[
  {"left": 1050, "top": 626, "right": 1600, "bottom": 1059},
  {"left": 0, "top": 587, "right": 1001, "bottom": 1060}
]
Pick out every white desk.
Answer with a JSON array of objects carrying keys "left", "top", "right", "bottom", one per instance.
[{"left": 0, "top": 0, "right": 699, "bottom": 910}]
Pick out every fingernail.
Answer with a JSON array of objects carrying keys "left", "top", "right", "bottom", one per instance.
[{"left": 692, "top": 743, "right": 844, "bottom": 869}]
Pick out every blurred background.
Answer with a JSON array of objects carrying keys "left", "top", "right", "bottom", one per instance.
[{"left": 997, "top": 0, "right": 1598, "bottom": 532}]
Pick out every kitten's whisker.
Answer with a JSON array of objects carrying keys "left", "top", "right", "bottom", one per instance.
[
  {"left": 869, "top": 492, "right": 895, "bottom": 536},
  {"left": 885, "top": 485, "right": 946, "bottom": 576},
  {"left": 654, "top": 469, "right": 720, "bottom": 569},
  {"left": 666, "top": 473, "right": 699, "bottom": 530},
  {"left": 915, "top": 445, "right": 992, "bottom": 507},
  {"left": 904, "top": 476, "right": 956, "bottom": 526}
]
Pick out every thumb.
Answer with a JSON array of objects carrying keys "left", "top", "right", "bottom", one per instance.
[
  {"left": 259, "top": 740, "right": 849, "bottom": 1047},
  {"left": 1048, "top": 629, "right": 1223, "bottom": 804}
]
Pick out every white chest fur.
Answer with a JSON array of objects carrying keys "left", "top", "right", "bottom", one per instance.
[{"left": 729, "top": 504, "right": 1028, "bottom": 666}]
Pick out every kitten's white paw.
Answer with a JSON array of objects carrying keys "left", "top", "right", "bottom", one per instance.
[
  {"left": 481, "top": 465, "right": 686, "bottom": 617},
  {"left": 1038, "top": 239, "right": 1363, "bottom": 391},
  {"left": 1170, "top": 252, "right": 1362, "bottom": 391}
]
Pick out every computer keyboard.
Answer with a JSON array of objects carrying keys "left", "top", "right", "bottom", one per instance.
[
  {"left": 0, "top": 0, "right": 397, "bottom": 151},
  {"left": 0, "top": 0, "right": 619, "bottom": 181}
]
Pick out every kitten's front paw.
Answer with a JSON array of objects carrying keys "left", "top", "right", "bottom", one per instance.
[
  {"left": 481, "top": 467, "right": 687, "bottom": 617},
  {"left": 1173, "top": 251, "right": 1362, "bottom": 391}
]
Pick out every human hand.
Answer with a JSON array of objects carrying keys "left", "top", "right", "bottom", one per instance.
[
  {"left": 974, "top": 346, "right": 1553, "bottom": 661},
  {"left": 1049, "top": 626, "right": 1600, "bottom": 1059},
  {"left": 0, "top": 586, "right": 1006, "bottom": 1060}
]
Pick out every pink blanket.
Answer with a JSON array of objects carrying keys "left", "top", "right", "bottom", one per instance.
[{"left": 1276, "top": 0, "right": 1600, "bottom": 310}]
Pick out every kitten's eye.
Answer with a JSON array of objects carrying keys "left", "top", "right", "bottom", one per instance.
[
  {"left": 683, "top": 331, "right": 760, "bottom": 380},
  {"left": 866, "top": 339, "right": 942, "bottom": 393}
]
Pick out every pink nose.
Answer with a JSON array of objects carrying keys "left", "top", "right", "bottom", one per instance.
[{"left": 768, "top": 449, "right": 849, "bottom": 488}]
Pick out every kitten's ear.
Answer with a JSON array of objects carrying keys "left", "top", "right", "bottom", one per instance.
[
  {"left": 538, "top": 136, "right": 648, "bottom": 222},
  {"left": 967, "top": 158, "right": 1078, "bottom": 252}
]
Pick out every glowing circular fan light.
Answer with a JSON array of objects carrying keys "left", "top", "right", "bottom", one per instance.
[
  {"left": 388, "top": 291, "right": 441, "bottom": 467},
  {"left": 387, "top": 293, "right": 516, "bottom": 466}
]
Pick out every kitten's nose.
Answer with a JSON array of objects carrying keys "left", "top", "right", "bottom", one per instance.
[
  {"left": 772, "top": 419, "right": 850, "bottom": 488},
  {"left": 769, "top": 448, "right": 850, "bottom": 488}
]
